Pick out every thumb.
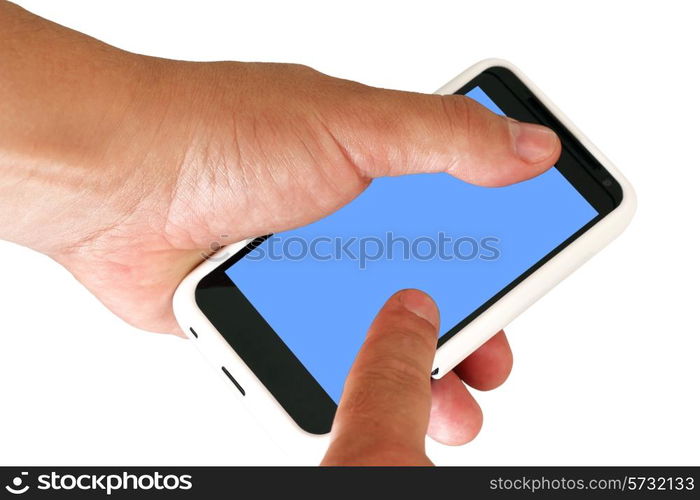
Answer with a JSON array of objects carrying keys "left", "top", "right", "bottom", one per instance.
[
  {"left": 333, "top": 87, "right": 561, "bottom": 187},
  {"left": 322, "top": 289, "right": 438, "bottom": 465}
]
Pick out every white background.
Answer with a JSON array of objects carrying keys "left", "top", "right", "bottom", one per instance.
[{"left": 1, "top": 0, "right": 698, "bottom": 466}]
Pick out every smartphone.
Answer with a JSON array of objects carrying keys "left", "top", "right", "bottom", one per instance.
[{"left": 173, "top": 59, "right": 635, "bottom": 452}]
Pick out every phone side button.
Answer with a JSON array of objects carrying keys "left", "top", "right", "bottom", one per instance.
[
  {"left": 221, "top": 366, "right": 246, "bottom": 396},
  {"left": 188, "top": 327, "right": 198, "bottom": 339}
]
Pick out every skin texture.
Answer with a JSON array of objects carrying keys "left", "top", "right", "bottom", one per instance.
[{"left": 0, "top": 1, "right": 560, "bottom": 464}]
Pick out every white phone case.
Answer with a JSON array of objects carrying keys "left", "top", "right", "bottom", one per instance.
[{"left": 172, "top": 59, "right": 636, "bottom": 463}]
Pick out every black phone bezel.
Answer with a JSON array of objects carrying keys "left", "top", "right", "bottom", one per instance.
[{"left": 194, "top": 66, "right": 624, "bottom": 435}]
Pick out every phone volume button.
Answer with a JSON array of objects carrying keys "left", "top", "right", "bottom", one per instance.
[{"left": 221, "top": 366, "right": 246, "bottom": 396}]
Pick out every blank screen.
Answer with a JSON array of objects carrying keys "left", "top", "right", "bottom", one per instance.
[{"left": 225, "top": 87, "right": 598, "bottom": 403}]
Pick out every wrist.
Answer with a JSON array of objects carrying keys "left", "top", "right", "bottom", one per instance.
[{"left": 0, "top": 15, "right": 191, "bottom": 256}]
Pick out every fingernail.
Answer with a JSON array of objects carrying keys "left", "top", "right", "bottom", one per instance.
[
  {"left": 398, "top": 289, "right": 440, "bottom": 331},
  {"left": 508, "top": 119, "right": 559, "bottom": 164}
]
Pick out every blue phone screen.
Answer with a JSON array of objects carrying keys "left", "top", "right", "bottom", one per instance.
[{"left": 225, "top": 87, "right": 598, "bottom": 403}]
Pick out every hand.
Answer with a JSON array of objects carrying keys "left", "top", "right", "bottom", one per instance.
[
  {"left": 321, "top": 289, "right": 512, "bottom": 465},
  {"left": 0, "top": 2, "right": 560, "bottom": 454}
]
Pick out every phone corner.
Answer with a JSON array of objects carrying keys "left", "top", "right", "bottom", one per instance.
[
  {"left": 172, "top": 258, "right": 209, "bottom": 331},
  {"left": 473, "top": 57, "right": 517, "bottom": 71}
]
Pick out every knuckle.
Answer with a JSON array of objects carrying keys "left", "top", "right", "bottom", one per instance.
[
  {"left": 342, "top": 351, "right": 430, "bottom": 415},
  {"left": 286, "top": 62, "right": 319, "bottom": 77},
  {"left": 390, "top": 326, "right": 435, "bottom": 357},
  {"left": 437, "top": 94, "right": 507, "bottom": 149},
  {"left": 381, "top": 312, "right": 438, "bottom": 351},
  {"left": 340, "top": 375, "right": 390, "bottom": 418},
  {"left": 369, "top": 353, "right": 428, "bottom": 387},
  {"left": 437, "top": 94, "right": 477, "bottom": 139}
]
